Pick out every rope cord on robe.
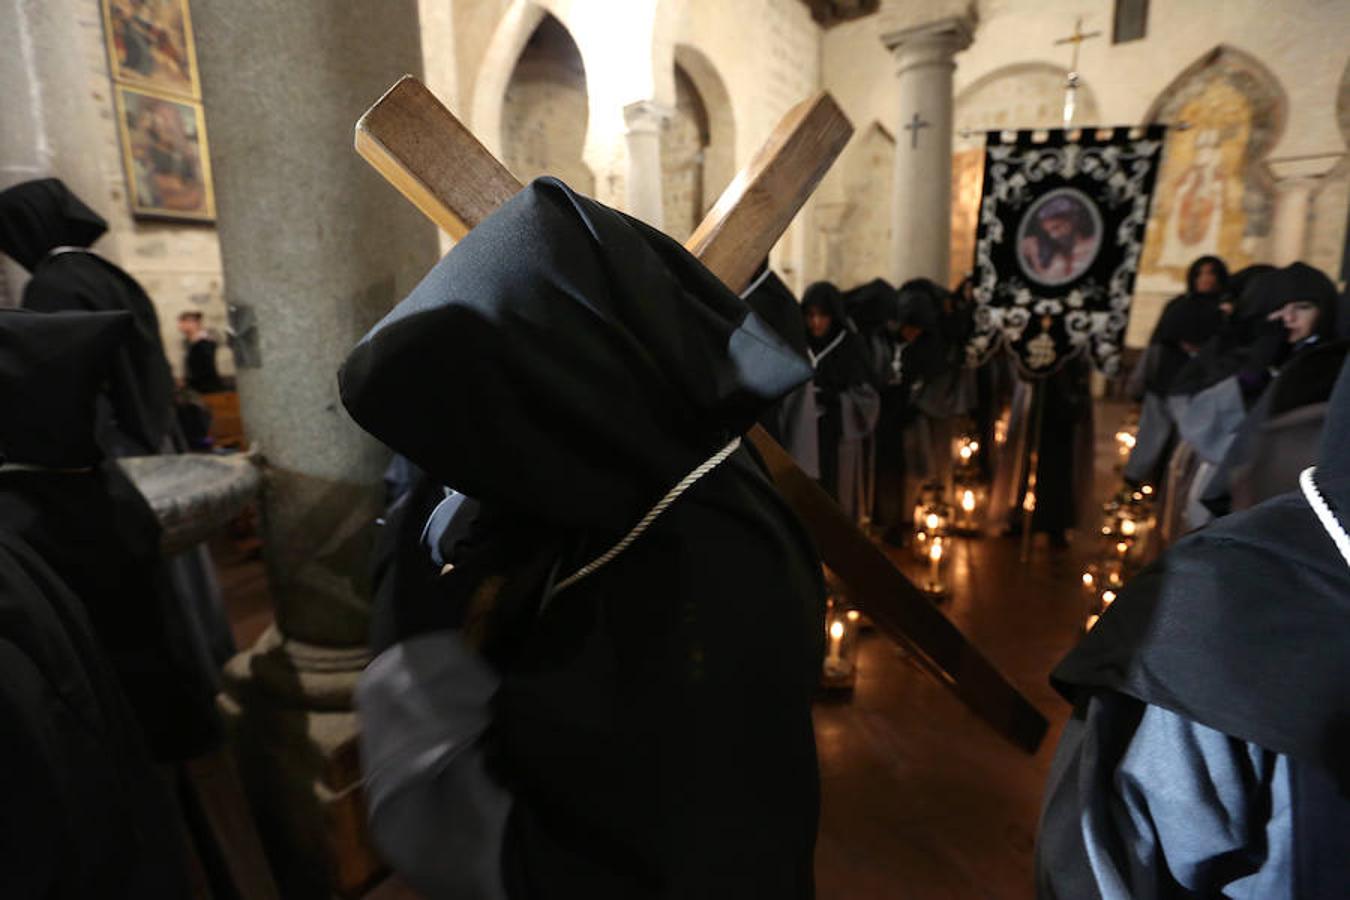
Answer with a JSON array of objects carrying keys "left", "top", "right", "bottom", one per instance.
[
  {"left": 544, "top": 436, "right": 744, "bottom": 607},
  {"left": 808, "top": 331, "right": 847, "bottom": 369},
  {"left": 1299, "top": 467, "right": 1350, "bottom": 570}
]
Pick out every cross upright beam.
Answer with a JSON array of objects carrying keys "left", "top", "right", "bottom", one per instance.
[{"left": 354, "top": 76, "right": 1048, "bottom": 753}]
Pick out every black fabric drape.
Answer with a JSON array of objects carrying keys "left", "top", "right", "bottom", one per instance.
[{"left": 342, "top": 177, "right": 825, "bottom": 897}]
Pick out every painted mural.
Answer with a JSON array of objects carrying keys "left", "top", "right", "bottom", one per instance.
[{"left": 1139, "top": 79, "right": 1256, "bottom": 282}]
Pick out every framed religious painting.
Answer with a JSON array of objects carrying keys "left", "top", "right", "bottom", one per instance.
[
  {"left": 101, "top": 0, "right": 202, "bottom": 99},
  {"left": 114, "top": 85, "right": 216, "bottom": 223}
]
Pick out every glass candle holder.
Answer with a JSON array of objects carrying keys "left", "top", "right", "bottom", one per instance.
[{"left": 821, "top": 599, "right": 860, "bottom": 693}]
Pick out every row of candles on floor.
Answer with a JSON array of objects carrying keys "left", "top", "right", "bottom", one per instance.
[
  {"left": 1083, "top": 415, "right": 1155, "bottom": 631},
  {"left": 823, "top": 432, "right": 989, "bottom": 693}
]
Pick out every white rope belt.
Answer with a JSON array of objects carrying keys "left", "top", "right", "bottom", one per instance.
[
  {"left": 1299, "top": 466, "right": 1350, "bottom": 571},
  {"left": 546, "top": 436, "right": 743, "bottom": 604}
]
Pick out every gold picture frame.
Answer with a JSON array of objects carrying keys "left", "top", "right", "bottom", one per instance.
[
  {"left": 114, "top": 85, "right": 216, "bottom": 223},
  {"left": 101, "top": 0, "right": 201, "bottom": 99}
]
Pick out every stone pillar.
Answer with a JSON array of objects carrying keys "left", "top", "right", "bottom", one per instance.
[
  {"left": 881, "top": 17, "right": 973, "bottom": 286},
  {"left": 624, "top": 100, "right": 671, "bottom": 228},
  {"left": 1270, "top": 176, "right": 1318, "bottom": 266},
  {"left": 0, "top": 0, "right": 109, "bottom": 300},
  {"left": 193, "top": 2, "right": 439, "bottom": 896}
]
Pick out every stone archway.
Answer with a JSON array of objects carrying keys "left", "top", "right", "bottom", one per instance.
[
  {"left": 499, "top": 12, "right": 595, "bottom": 196},
  {"left": 659, "top": 45, "right": 736, "bottom": 242}
]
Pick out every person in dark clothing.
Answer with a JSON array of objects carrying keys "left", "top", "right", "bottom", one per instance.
[
  {"left": 0, "top": 178, "right": 176, "bottom": 457},
  {"left": 0, "top": 177, "right": 233, "bottom": 670},
  {"left": 1038, "top": 355, "right": 1350, "bottom": 899},
  {"left": 1017, "top": 357, "right": 1093, "bottom": 549},
  {"left": 741, "top": 263, "right": 819, "bottom": 478},
  {"left": 340, "top": 178, "right": 825, "bottom": 899},
  {"left": 801, "top": 281, "right": 880, "bottom": 521},
  {"left": 177, "top": 309, "right": 226, "bottom": 394},
  {"left": 862, "top": 279, "right": 946, "bottom": 544},
  {"left": 0, "top": 308, "right": 197, "bottom": 899},
  {"left": 1124, "top": 256, "right": 1230, "bottom": 486}
]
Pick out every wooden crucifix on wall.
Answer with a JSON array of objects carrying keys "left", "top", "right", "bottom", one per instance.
[{"left": 354, "top": 76, "right": 1048, "bottom": 753}]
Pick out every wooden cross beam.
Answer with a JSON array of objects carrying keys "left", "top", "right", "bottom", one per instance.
[{"left": 355, "top": 77, "right": 1048, "bottom": 754}]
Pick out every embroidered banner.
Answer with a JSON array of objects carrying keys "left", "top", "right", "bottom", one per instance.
[{"left": 966, "top": 126, "right": 1166, "bottom": 377}]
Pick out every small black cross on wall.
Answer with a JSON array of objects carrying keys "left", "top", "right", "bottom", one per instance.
[{"left": 904, "top": 112, "right": 930, "bottom": 149}]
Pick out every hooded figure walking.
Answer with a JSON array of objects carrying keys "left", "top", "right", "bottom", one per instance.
[{"left": 341, "top": 178, "right": 826, "bottom": 899}]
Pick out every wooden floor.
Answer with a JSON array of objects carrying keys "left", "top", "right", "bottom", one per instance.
[{"left": 216, "top": 401, "right": 1131, "bottom": 900}]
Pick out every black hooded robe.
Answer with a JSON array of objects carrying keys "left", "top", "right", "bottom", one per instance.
[
  {"left": 341, "top": 178, "right": 826, "bottom": 899},
  {"left": 1037, "top": 357, "right": 1350, "bottom": 899},
  {"left": 858, "top": 279, "right": 945, "bottom": 537},
  {"left": 0, "top": 178, "right": 234, "bottom": 682},
  {"left": 741, "top": 266, "right": 819, "bottom": 478},
  {"left": 801, "top": 282, "right": 880, "bottom": 523},
  {"left": 0, "top": 308, "right": 201, "bottom": 897}
]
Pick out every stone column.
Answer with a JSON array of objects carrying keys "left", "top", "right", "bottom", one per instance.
[
  {"left": 1270, "top": 177, "right": 1318, "bottom": 266},
  {"left": 881, "top": 17, "right": 974, "bottom": 286},
  {"left": 624, "top": 100, "right": 671, "bottom": 228},
  {"left": 193, "top": 2, "right": 439, "bottom": 895}
]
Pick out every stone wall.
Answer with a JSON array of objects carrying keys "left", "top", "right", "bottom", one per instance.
[{"left": 78, "top": 0, "right": 231, "bottom": 377}]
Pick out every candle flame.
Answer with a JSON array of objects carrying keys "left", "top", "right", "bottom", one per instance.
[
  {"left": 959, "top": 446, "right": 973, "bottom": 461},
  {"left": 961, "top": 490, "right": 976, "bottom": 512},
  {"left": 925, "top": 513, "right": 941, "bottom": 531},
  {"left": 1141, "top": 484, "right": 1154, "bottom": 496},
  {"left": 1082, "top": 572, "right": 1095, "bottom": 587},
  {"left": 1022, "top": 491, "right": 1036, "bottom": 512},
  {"left": 969, "top": 441, "right": 980, "bottom": 454},
  {"left": 829, "top": 620, "right": 845, "bottom": 640},
  {"left": 1102, "top": 590, "right": 1116, "bottom": 606},
  {"left": 929, "top": 539, "right": 944, "bottom": 563},
  {"left": 1120, "top": 519, "right": 1137, "bottom": 536},
  {"left": 1116, "top": 541, "right": 1129, "bottom": 555},
  {"left": 1085, "top": 614, "right": 1100, "bottom": 631},
  {"left": 846, "top": 609, "right": 861, "bottom": 622}
]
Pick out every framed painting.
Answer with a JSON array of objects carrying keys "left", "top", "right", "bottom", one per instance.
[
  {"left": 114, "top": 85, "right": 216, "bottom": 222},
  {"left": 102, "top": 0, "right": 201, "bottom": 98}
]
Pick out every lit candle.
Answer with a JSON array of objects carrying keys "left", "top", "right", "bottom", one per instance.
[
  {"left": 827, "top": 619, "right": 844, "bottom": 661},
  {"left": 1120, "top": 518, "right": 1137, "bottom": 536},
  {"left": 1022, "top": 491, "right": 1037, "bottom": 513},
  {"left": 959, "top": 445, "right": 973, "bottom": 462},
  {"left": 1101, "top": 590, "right": 1116, "bottom": 607},
  {"left": 961, "top": 489, "right": 976, "bottom": 513},
  {"left": 925, "top": 512, "right": 941, "bottom": 532},
  {"left": 969, "top": 441, "right": 980, "bottom": 454},
  {"left": 1085, "top": 614, "right": 1100, "bottom": 631},
  {"left": 846, "top": 609, "right": 861, "bottom": 623},
  {"left": 1082, "top": 571, "right": 1095, "bottom": 588},
  {"left": 928, "top": 537, "right": 944, "bottom": 591},
  {"left": 1116, "top": 541, "right": 1129, "bottom": 557},
  {"left": 1141, "top": 484, "right": 1154, "bottom": 496}
]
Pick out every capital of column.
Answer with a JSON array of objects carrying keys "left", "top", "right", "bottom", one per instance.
[
  {"left": 624, "top": 100, "right": 673, "bottom": 136},
  {"left": 881, "top": 16, "right": 974, "bottom": 76}
]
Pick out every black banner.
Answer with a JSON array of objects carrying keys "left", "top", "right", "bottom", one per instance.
[{"left": 967, "top": 126, "right": 1166, "bottom": 378}]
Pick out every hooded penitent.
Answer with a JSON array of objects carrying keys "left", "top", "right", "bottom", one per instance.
[
  {"left": 1145, "top": 256, "right": 1230, "bottom": 395},
  {"left": 0, "top": 178, "right": 175, "bottom": 456},
  {"left": 341, "top": 178, "right": 825, "bottom": 899},
  {"left": 799, "top": 281, "right": 879, "bottom": 520},
  {"left": 0, "top": 309, "right": 221, "bottom": 761},
  {"left": 0, "top": 309, "right": 192, "bottom": 898},
  {"left": 1045, "top": 356, "right": 1350, "bottom": 896}
]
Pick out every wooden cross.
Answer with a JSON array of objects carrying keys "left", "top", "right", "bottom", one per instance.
[
  {"left": 1053, "top": 16, "right": 1102, "bottom": 74},
  {"left": 355, "top": 77, "right": 1047, "bottom": 753},
  {"left": 903, "top": 112, "right": 930, "bottom": 150}
]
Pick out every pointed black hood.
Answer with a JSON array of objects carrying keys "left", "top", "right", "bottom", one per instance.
[
  {"left": 338, "top": 177, "right": 811, "bottom": 533},
  {"left": 0, "top": 309, "right": 133, "bottom": 468},
  {"left": 0, "top": 179, "right": 107, "bottom": 271}
]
